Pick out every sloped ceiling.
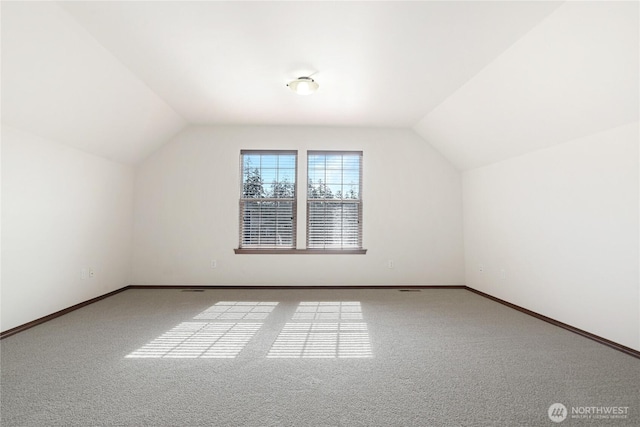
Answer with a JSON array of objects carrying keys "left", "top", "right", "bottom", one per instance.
[
  {"left": 415, "top": 1, "right": 639, "bottom": 170},
  {"left": 2, "top": 1, "right": 637, "bottom": 168},
  {"left": 1, "top": 1, "right": 186, "bottom": 164}
]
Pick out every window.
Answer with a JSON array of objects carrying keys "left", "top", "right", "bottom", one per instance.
[
  {"left": 307, "top": 151, "right": 363, "bottom": 249},
  {"left": 236, "top": 150, "right": 365, "bottom": 254},
  {"left": 238, "top": 151, "right": 297, "bottom": 249}
]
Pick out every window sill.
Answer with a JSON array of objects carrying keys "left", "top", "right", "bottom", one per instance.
[{"left": 234, "top": 248, "right": 367, "bottom": 255}]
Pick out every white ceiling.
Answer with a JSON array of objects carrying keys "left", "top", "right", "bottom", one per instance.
[
  {"left": 415, "top": 1, "right": 639, "bottom": 170},
  {"left": 1, "top": 1, "right": 186, "bottom": 164},
  {"left": 2, "top": 1, "right": 638, "bottom": 168}
]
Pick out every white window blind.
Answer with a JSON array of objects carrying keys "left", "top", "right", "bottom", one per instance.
[
  {"left": 307, "top": 151, "right": 363, "bottom": 249},
  {"left": 239, "top": 151, "right": 297, "bottom": 249}
]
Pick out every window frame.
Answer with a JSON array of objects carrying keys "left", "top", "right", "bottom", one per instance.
[
  {"left": 235, "top": 149, "right": 366, "bottom": 255},
  {"left": 306, "top": 150, "right": 364, "bottom": 251},
  {"left": 236, "top": 150, "right": 298, "bottom": 251}
]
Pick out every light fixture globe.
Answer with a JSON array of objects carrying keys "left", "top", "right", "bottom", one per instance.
[{"left": 287, "top": 76, "right": 319, "bottom": 95}]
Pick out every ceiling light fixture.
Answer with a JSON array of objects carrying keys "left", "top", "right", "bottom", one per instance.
[{"left": 287, "top": 76, "right": 319, "bottom": 95}]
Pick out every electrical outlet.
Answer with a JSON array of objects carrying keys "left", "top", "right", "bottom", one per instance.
[
  {"left": 388, "top": 260, "right": 395, "bottom": 269},
  {"left": 479, "top": 264, "right": 484, "bottom": 272},
  {"left": 81, "top": 268, "right": 87, "bottom": 280},
  {"left": 89, "top": 268, "right": 95, "bottom": 278},
  {"left": 211, "top": 259, "right": 217, "bottom": 269}
]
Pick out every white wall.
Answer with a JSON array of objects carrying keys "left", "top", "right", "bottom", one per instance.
[
  {"left": 463, "top": 122, "right": 639, "bottom": 351},
  {"left": 133, "top": 125, "right": 464, "bottom": 286},
  {"left": 1, "top": 125, "right": 134, "bottom": 332}
]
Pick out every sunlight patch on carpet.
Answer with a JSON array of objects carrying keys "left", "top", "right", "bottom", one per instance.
[
  {"left": 267, "top": 323, "right": 372, "bottom": 358},
  {"left": 292, "top": 301, "right": 363, "bottom": 320},
  {"left": 193, "top": 301, "right": 279, "bottom": 320},
  {"left": 126, "top": 301, "right": 279, "bottom": 358},
  {"left": 126, "top": 322, "right": 262, "bottom": 358}
]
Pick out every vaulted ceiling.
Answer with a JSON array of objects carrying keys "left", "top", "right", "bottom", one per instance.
[{"left": 2, "top": 1, "right": 638, "bottom": 168}]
